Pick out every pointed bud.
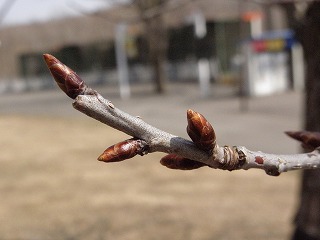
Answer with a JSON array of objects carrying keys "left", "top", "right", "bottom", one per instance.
[
  {"left": 98, "top": 139, "right": 148, "bottom": 163},
  {"left": 43, "top": 54, "right": 93, "bottom": 99},
  {"left": 286, "top": 131, "right": 320, "bottom": 150},
  {"left": 160, "top": 154, "right": 207, "bottom": 170},
  {"left": 186, "top": 109, "right": 216, "bottom": 152}
]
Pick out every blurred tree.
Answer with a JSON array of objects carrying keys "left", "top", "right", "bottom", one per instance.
[
  {"left": 277, "top": 1, "right": 320, "bottom": 239},
  {"left": 133, "top": 0, "right": 169, "bottom": 93},
  {"left": 74, "top": 0, "right": 170, "bottom": 93},
  {"left": 292, "top": 3, "right": 320, "bottom": 239}
]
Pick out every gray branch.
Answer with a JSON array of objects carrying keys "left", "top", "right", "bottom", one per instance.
[
  {"left": 72, "top": 94, "right": 320, "bottom": 176},
  {"left": 73, "top": 94, "right": 215, "bottom": 166}
]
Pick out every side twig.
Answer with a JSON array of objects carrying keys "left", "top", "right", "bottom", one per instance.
[{"left": 43, "top": 54, "right": 320, "bottom": 176}]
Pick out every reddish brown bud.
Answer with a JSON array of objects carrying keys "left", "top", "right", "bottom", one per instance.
[
  {"left": 186, "top": 109, "right": 216, "bottom": 152},
  {"left": 98, "top": 139, "right": 148, "bottom": 163},
  {"left": 43, "top": 54, "right": 93, "bottom": 99},
  {"left": 286, "top": 131, "right": 320, "bottom": 150},
  {"left": 160, "top": 154, "right": 207, "bottom": 170}
]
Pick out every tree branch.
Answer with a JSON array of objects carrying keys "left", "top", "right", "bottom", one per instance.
[
  {"left": 73, "top": 94, "right": 213, "bottom": 163},
  {"left": 43, "top": 53, "right": 320, "bottom": 176}
]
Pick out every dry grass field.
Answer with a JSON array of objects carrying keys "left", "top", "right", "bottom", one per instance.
[{"left": 0, "top": 85, "right": 303, "bottom": 239}]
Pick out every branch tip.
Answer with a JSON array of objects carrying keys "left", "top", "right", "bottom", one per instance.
[
  {"left": 285, "top": 130, "right": 320, "bottom": 150},
  {"left": 43, "top": 54, "right": 94, "bottom": 99}
]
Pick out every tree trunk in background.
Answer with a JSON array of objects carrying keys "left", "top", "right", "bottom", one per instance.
[
  {"left": 292, "top": 2, "right": 320, "bottom": 239},
  {"left": 144, "top": 13, "right": 167, "bottom": 93},
  {"left": 134, "top": 0, "right": 168, "bottom": 94}
]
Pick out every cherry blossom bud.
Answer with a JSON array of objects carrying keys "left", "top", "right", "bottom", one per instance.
[
  {"left": 160, "top": 154, "right": 207, "bottom": 170},
  {"left": 286, "top": 131, "right": 320, "bottom": 150},
  {"left": 43, "top": 54, "right": 92, "bottom": 99},
  {"left": 186, "top": 109, "right": 216, "bottom": 152},
  {"left": 98, "top": 139, "right": 148, "bottom": 163}
]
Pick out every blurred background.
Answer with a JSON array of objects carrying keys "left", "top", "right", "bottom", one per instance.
[{"left": 0, "top": 0, "right": 318, "bottom": 239}]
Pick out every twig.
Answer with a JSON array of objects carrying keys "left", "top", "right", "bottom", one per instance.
[{"left": 43, "top": 53, "right": 320, "bottom": 176}]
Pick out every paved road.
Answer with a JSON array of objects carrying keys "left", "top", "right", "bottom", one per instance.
[{"left": 0, "top": 82, "right": 303, "bottom": 154}]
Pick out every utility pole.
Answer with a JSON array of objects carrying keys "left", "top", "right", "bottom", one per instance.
[{"left": 115, "top": 23, "right": 131, "bottom": 99}]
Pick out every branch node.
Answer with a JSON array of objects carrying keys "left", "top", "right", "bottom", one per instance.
[{"left": 218, "top": 146, "right": 246, "bottom": 171}]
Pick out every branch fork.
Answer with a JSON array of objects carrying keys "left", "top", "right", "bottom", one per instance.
[{"left": 43, "top": 54, "right": 320, "bottom": 176}]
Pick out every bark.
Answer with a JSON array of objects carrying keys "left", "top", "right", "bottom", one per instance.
[{"left": 292, "top": 2, "right": 320, "bottom": 239}]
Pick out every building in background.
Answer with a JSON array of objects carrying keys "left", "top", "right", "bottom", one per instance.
[{"left": 0, "top": 0, "right": 292, "bottom": 93}]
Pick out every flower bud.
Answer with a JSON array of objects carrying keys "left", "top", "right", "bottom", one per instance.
[
  {"left": 160, "top": 154, "right": 207, "bottom": 170},
  {"left": 98, "top": 139, "right": 148, "bottom": 162},
  {"left": 186, "top": 109, "right": 216, "bottom": 152},
  {"left": 43, "top": 54, "right": 88, "bottom": 99},
  {"left": 286, "top": 131, "right": 320, "bottom": 150}
]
